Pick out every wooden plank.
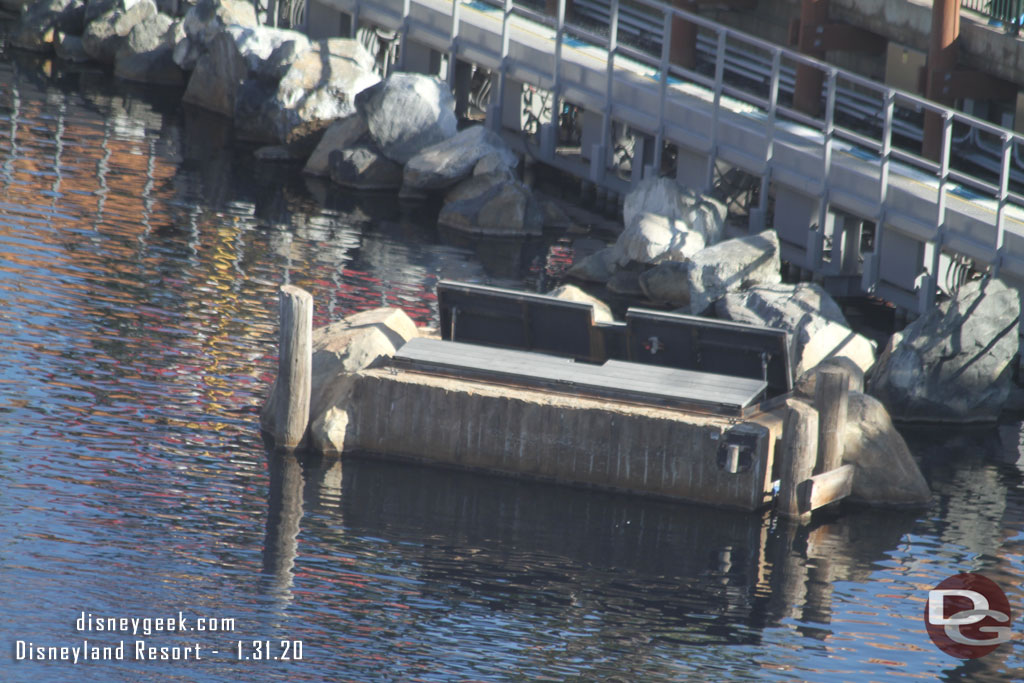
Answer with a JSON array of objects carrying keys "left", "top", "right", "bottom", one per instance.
[
  {"left": 799, "top": 464, "right": 855, "bottom": 513},
  {"left": 393, "top": 338, "right": 767, "bottom": 415}
]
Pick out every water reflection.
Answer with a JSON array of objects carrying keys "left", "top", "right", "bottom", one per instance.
[{"left": 4, "top": 26, "right": 1024, "bottom": 681}]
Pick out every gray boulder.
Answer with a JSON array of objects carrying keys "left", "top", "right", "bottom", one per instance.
[
  {"left": 225, "top": 24, "right": 310, "bottom": 76},
  {"left": 622, "top": 177, "right": 726, "bottom": 250},
  {"left": 303, "top": 114, "right": 369, "bottom": 176},
  {"left": 474, "top": 151, "right": 514, "bottom": 177},
  {"left": 267, "top": 38, "right": 379, "bottom": 144},
  {"left": 55, "top": 31, "right": 90, "bottom": 61},
  {"left": 181, "top": 29, "right": 247, "bottom": 116},
  {"left": 869, "top": 276, "right": 1020, "bottom": 422},
  {"left": 566, "top": 246, "right": 617, "bottom": 284},
  {"left": 10, "top": 0, "right": 85, "bottom": 52},
  {"left": 613, "top": 212, "right": 706, "bottom": 266},
  {"left": 607, "top": 269, "right": 645, "bottom": 297},
  {"left": 639, "top": 230, "right": 781, "bottom": 314},
  {"left": 403, "top": 125, "right": 518, "bottom": 193},
  {"left": 181, "top": 0, "right": 255, "bottom": 46},
  {"left": 258, "top": 38, "right": 305, "bottom": 82},
  {"left": 173, "top": 0, "right": 257, "bottom": 70},
  {"left": 716, "top": 282, "right": 876, "bottom": 377},
  {"left": 302, "top": 307, "right": 419, "bottom": 455},
  {"left": 547, "top": 284, "right": 613, "bottom": 323},
  {"left": 328, "top": 145, "right": 404, "bottom": 191},
  {"left": 842, "top": 392, "right": 931, "bottom": 506},
  {"left": 356, "top": 72, "right": 458, "bottom": 164},
  {"left": 84, "top": 0, "right": 116, "bottom": 23},
  {"left": 81, "top": 0, "right": 157, "bottom": 64},
  {"left": 114, "top": 14, "right": 185, "bottom": 85},
  {"left": 794, "top": 356, "right": 865, "bottom": 399},
  {"left": 438, "top": 172, "right": 543, "bottom": 236}
]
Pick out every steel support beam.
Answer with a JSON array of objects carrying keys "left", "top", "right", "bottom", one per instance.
[
  {"left": 670, "top": 0, "right": 698, "bottom": 71},
  {"left": 793, "top": 0, "right": 827, "bottom": 117},
  {"left": 922, "top": 0, "right": 960, "bottom": 161}
]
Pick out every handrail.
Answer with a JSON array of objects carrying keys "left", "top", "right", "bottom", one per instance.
[
  {"left": 962, "top": 0, "right": 1023, "bottom": 36},
  {"left": 463, "top": 0, "right": 1024, "bottom": 213}
]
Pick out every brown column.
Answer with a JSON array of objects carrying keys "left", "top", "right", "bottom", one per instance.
[
  {"left": 793, "top": 0, "right": 828, "bottom": 116},
  {"left": 922, "top": 0, "right": 960, "bottom": 161},
  {"left": 545, "top": 0, "right": 573, "bottom": 18},
  {"left": 670, "top": 0, "right": 698, "bottom": 70}
]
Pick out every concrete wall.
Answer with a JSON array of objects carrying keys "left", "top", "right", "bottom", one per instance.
[{"left": 342, "top": 369, "right": 781, "bottom": 510}]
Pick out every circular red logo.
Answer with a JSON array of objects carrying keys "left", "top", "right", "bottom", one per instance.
[{"left": 925, "top": 573, "right": 1012, "bottom": 659}]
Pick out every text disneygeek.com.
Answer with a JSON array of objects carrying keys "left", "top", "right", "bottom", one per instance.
[{"left": 12, "top": 612, "right": 304, "bottom": 664}]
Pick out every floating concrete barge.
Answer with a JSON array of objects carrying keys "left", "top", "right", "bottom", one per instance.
[{"left": 263, "top": 282, "right": 859, "bottom": 517}]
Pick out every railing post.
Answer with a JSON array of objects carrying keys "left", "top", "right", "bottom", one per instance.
[
  {"left": 705, "top": 29, "right": 726, "bottom": 193},
  {"left": 994, "top": 131, "right": 1012, "bottom": 276},
  {"left": 397, "top": 0, "right": 412, "bottom": 70},
  {"left": 596, "top": 0, "right": 619, "bottom": 183},
  {"left": 809, "top": 68, "right": 836, "bottom": 270},
  {"left": 488, "top": 0, "right": 514, "bottom": 132},
  {"left": 754, "top": 47, "right": 782, "bottom": 232},
  {"left": 654, "top": 9, "right": 672, "bottom": 175}
]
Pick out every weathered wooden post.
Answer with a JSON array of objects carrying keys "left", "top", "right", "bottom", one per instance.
[
  {"left": 268, "top": 285, "right": 313, "bottom": 449},
  {"left": 778, "top": 399, "right": 818, "bottom": 521},
  {"left": 813, "top": 366, "right": 849, "bottom": 474}
]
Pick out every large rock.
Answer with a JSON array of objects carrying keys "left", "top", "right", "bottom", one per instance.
[
  {"left": 303, "top": 308, "right": 419, "bottom": 455},
  {"left": 402, "top": 125, "right": 518, "bottom": 193},
  {"left": 356, "top": 72, "right": 458, "bottom": 164},
  {"left": 794, "top": 356, "right": 865, "bottom": 399},
  {"left": 842, "top": 392, "right": 931, "bottom": 506},
  {"left": 81, "top": 0, "right": 157, "bottom": 64},
  {"left": 566, "top": 246, "right": 617, "bottom": 284},
  {"left": 173, "top": 0, "right": 258, "bottom": 70},
  {"left": 547, "top": 284, "right": 613, "bottom": 323},
  {"left": 268, "top": 38, "right": 379, "bottom": 144},
  {"left": 303, "top": 114, "right": 369, "bottom": 176},
  {"left": 9, "top": 0, "right": 85, "bottom": 52},
  {"left": 181, "top": 0, "right": 255, "bottom": 46},
  {"left": 639, "top": 230, "right": 781, "bottom": 313},
  {"left": 328, "top": 145, "right": 403, "bottom": 191},
  {"left": 716, "top": 282, "right": 876, "bottom": 377},
  {"left": 621, "top": 177, "right": 726, "bottom": 251},
  {"left": 181, "top": 29, "right": 247, "bottom": 116},
  {"left": 114, "top": 14, "right": 185, "bottom": 85},
  {"left": 55, "top": 31, "right": 90, "bottom": 61},
  {"left": 613, "top": 212, "right": 706, "bottom": 266},
  {"left": 225, "top": 24, "right": 310, "bottom": 76},
  {"left": 869, "top": 277, "right": 1020, "bottom": 422},
  {"left": 437, "top": 173, "right": 543, "bottom": 237}
]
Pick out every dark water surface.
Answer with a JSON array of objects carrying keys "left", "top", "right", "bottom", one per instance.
[{"left": 3, "top": 46, "right": 1024, "bottom": 683}]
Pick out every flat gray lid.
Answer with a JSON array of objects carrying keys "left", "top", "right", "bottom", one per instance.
[{"left": 393, "top": 338, "right": 768, "bottom": 416}]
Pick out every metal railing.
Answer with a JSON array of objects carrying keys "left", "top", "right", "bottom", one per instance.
[
  {"left": 962, "top": 0, "right": 1024, "bottom": 34},
  {"left": 352, "top": 0, "right": 1024, "bottom": 304}
]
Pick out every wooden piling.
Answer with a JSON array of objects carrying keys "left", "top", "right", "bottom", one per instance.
[
  {"left": 813, "top": 366, "right": 849, "bottom": 474},
  {"left": 270, "top": 285, "right": 313, "bottom": 449},
  {"left": 778, "top": 399, "right": 818, "bottom": 520}
]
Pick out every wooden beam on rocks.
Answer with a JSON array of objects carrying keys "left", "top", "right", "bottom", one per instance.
[
  {"left": 777, "top": 399, "right": 818, "bottom": 521},
  {"left": 799, "top": 463, "right": 855, "bottom": 512},
  {"left": 269, "top": 285, "right": 313, "bottom": 450}
]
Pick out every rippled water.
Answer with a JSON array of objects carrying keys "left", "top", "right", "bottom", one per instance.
[{"left": 2, "top": 42, "right": 1024, "bottom": 683}]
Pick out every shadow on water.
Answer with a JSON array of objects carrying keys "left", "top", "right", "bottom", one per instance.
[{"left": 262, "top": 449, "right": 921, "bottom": 646}]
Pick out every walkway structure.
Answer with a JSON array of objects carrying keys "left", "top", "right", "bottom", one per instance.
[{"left": 307, "top": 0, "right": 1024, "bottom": 314}]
